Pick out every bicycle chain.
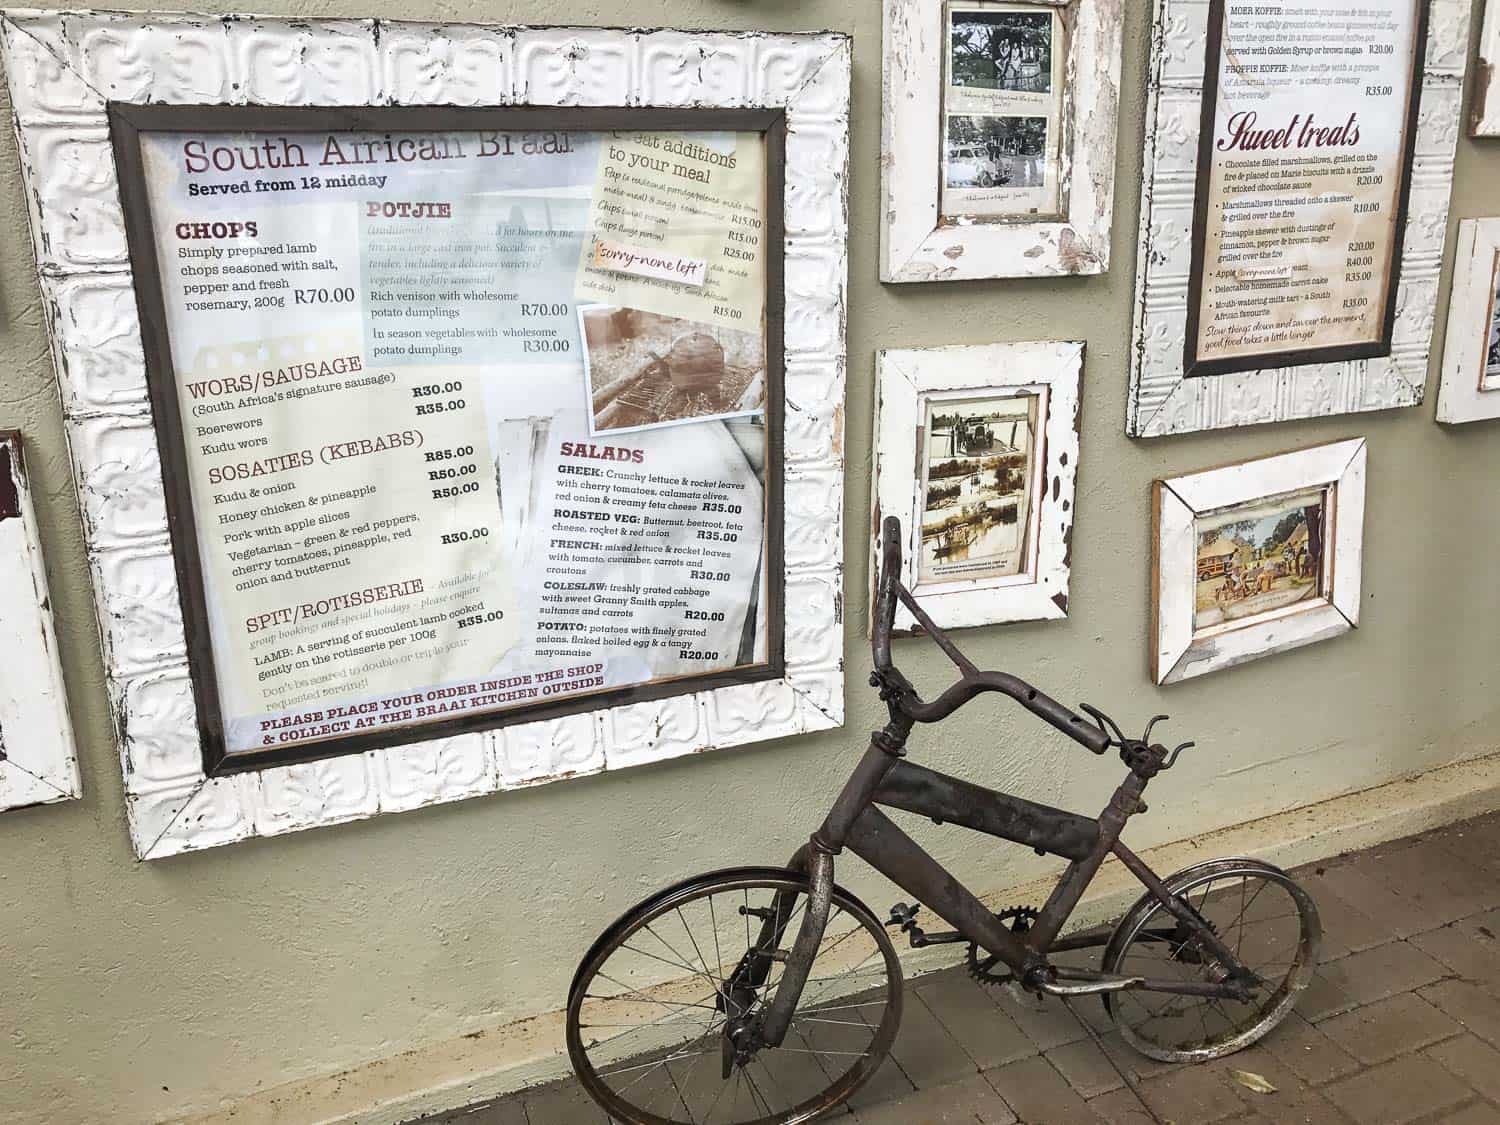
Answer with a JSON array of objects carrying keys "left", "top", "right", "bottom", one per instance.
[{"left": 965, "top": 906, "right": 1040, "bottom": 986}]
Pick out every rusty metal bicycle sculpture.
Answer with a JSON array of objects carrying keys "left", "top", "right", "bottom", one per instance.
[{"left": 567, "top": 517, "right": 1321, "bottom": 1124}]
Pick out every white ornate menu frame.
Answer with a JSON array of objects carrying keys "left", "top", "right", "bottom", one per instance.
[
  {"left": 0, "top": 10, "right": 851, "bottom": 859},
  {"left": 1437, "top": 217, "right": 1500, "bottom": 421},
  {"left": 870, "top": 342, "right": 1082, "bottom": 631},
  {"left": 1126, "top": 0, "right": 1473, "bottom": 438},
  {"left": 1152, "top": 439, "right": 1367, "bottom": 685},
  {"left": 0, "top": 434, "right": 82, "bottom": 812},
  {"left": 879, "top": 0, "right": 1124, "bottom": 281}
]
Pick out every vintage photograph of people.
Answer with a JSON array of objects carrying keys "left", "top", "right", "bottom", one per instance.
[
  {"left": 919, "top": 394, "right": 1039, "bottom": 585},
  {"left": 579, "top": 305, "right": 766, "bottom": 434},
  {"left": 942, "top": 2, "right": 1064, "bottom": 219},
  {"left": 1193, "top": 490, "right": 1328, "bottom": 633}
]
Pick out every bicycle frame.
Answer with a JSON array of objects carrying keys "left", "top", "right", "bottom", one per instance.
[{"left": 749, "top": 518, "right": 1259, "bottom": 1051}]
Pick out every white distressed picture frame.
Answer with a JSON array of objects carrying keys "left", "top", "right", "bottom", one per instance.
[
  {"left": 0, "top": 10, "right": 851, "bottom": 859},
  {"left": 1152, "top": 439, "right": 1367, "bottom": 685},
  {"left": 0, "top": 433, "right": 82, "bottom": 812},
  {"left": 880, "top": 0, "right": 1124, "bottom": 281},
  {"left": 871, "top": 342, "right": 1082, "bottom": 632},
  {"left": 1437, "top": 218, "right": 1500, "bottom": 422},
  {"left": 1127, "top": 0, "right": 1473, "bottom": 438},
  {"left": 1472, "top": 0, "right": 1500, "bottom": 135}
]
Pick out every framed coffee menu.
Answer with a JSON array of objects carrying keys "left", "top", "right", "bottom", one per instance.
[
  {"left": 112, "top": 105, "right": 786, "bottom": 774},
  {"left": 1184, "top": 0, "right": 1428, "bottom": 377}
]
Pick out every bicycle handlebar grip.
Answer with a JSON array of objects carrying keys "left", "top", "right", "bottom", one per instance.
[{"left": 1020, "top": 686, "right": 1113, "bottom": 755}]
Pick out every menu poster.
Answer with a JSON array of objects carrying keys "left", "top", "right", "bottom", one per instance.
[
  {"left": 132, "top": 124, "right": 774, "bottom": 762},
  {"left": 1185, "top": 0, "right": 1425, "bottom": 376},
  {"left": 941, "top": 1, "right": 1066, "bottom": 221}
]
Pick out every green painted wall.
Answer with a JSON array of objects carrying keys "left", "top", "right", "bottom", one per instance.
[{"left": 1, "top": 2, "right": 1496, "bottom": 1122}]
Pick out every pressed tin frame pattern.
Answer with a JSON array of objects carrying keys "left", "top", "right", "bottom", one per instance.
[
  {"left": 1126, "top": 0, "right": 1473, "bottom": 438},
  {"left": 0, "top": 10, "right": 851, "bottom": 859}
]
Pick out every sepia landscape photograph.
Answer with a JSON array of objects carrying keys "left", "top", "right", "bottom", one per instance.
[
  {"left": 919, "top": 394, "right": 1038, "bottom": 585},
  {"left": 949, "top": 6, "right": 1055, "bottom": 93},
  {"left": 578, "top": 305, "right": 766, "bottom": 435},
  {"left": 1193, "top": 489, "right": 1328, "bottom": 632}
]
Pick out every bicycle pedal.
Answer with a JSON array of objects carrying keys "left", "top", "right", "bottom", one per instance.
[{"left": 886, "top": 902, "right": 920, "bottom": 928}]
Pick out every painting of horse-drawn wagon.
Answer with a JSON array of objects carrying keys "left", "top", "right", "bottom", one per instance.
[
  {"left": 579, "top": 305, "right": 765, "bottom": 435},
  {"left": 1193, "top": 489, "right": 1327, "bottom": 632}
]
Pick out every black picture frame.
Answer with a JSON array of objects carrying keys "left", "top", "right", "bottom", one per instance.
[
  {"left": 108, "top": 103, "right": 788, "bottom": 777},
  {"left": 1182, "top": 0, "right": 1430, "bottom": 379}
]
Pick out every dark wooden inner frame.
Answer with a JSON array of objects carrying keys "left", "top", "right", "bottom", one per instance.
[
  {"left": 1182, "top": 0, "right": 1430, "bottom": 378},
  {"left": 108, "top": 103, "right": 788, "bottom": 777}
]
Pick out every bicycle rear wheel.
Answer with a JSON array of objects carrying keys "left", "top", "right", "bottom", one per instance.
[
  {"left": 1101, "top": 858, "right": 1320, "bottom": 1062},
  {"left": 566, "top": 867, "right": 902, "bottom": 1125}
]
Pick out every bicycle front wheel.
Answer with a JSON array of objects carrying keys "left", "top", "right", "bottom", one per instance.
[
  {"left": 1101, "top": 858, "right": 1321, "bottom": 1063},
  {"left": 566, "top": 867, "right": 902, "bottom": 1125}
]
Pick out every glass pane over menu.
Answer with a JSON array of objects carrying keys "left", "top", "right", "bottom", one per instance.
[
  {"left": 1187, "top": 0, "right": 1423, "bottom": 374},
  {"left": 136, "top": 126, "right": 773, "bottom": 759}
]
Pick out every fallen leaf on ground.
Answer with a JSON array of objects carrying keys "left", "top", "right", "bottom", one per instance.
[{"left": 1230, "top": 1069, "right": 1278, "bottom": 1094}]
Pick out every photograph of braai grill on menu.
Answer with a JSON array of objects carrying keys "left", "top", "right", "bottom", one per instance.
[{"left": 130, "top": 124, "right": 774, "bottom": 763}]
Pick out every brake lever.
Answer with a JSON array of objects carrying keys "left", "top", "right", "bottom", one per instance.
[
  {"left": 1079, "top": 703, "right": 1127, "bottom": 749},
  {"left": 1140, "top": 714, "right": 1171, "bottom": 743},
  {"left": 1163, "top": 741, "right": 1196, "bottom": 769}
]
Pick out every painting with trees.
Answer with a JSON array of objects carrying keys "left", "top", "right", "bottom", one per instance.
[
  {"left": 1192, "top": 489, "right": 1327, "bottom": 633},
  {"left": 941, "top": 2, "right": 1064, "bottom": 221},
  {"left": 918, "top": 394, "right": 1038, "bottom": 586}
]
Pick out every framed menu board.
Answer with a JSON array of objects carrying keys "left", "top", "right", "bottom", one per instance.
[
  {"left": 112, "top": 105, "right": 786, "bottom": 774},
  {"left": 1125, "top": 0, "right": 1468, "bottom": 439},
  {"left": 1184, "top": 0, "right": 1428, "bottom": 378}
]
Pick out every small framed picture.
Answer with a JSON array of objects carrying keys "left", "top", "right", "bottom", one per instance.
[
  {"left": 881, "top": 0, "right": 1124, "bottom": 281},
  {"left": 1437, "top": 218, "right": 1500, "bottom": 423},
  {"left": 1152, "top": 440, "right": 1367, "bottom": 685},
  {"left": 871, "top": 342, "right": 1082, "bottom": 631}
]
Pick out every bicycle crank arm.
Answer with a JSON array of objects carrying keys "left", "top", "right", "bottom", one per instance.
[
  {"left": 1034, "top": 968, "right": 1146, "bottom": 996},
  {"left": 1039, "top": 967, "right": 1255, "bottom": 1002}
]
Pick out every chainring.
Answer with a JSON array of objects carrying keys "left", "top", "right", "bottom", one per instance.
[{"left": 966, "top": 906, "right": 1040, "bottom": 986}]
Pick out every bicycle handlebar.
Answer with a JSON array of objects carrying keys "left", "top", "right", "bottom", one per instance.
[{"left": 872, "top": 516, "right": 1111, "bottom": 756}]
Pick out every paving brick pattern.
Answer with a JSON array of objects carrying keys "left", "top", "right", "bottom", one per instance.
[{"left": 424, "top": 813, "right": 1500, "bottom": 1124}]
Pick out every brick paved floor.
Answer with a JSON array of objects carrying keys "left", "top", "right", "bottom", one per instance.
[{"left": 425, "top": 812, "right": 1500, "bottom": 1124}]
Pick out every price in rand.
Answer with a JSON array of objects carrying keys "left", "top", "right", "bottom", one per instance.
[
  {"left": 294, "top": 287, "right": 355, "bottom": 305},
  {"left": 440, "top": 526, "right": 491, "bottom": 546},
  {"left": 457, "top": 608, "right": 506, "bottom": 629}
]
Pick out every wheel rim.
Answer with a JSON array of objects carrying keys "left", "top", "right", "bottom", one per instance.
[
  {"left": 567, "top": 873, "right": 902, "bottom": 1125},
  {"left": 1103, "top": 864, "right": 1320, "bottom": 1062}
]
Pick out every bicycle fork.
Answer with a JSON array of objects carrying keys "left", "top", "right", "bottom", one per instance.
[{"left": 721, "top": 845, "right": 833, "bottom": 1064}]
